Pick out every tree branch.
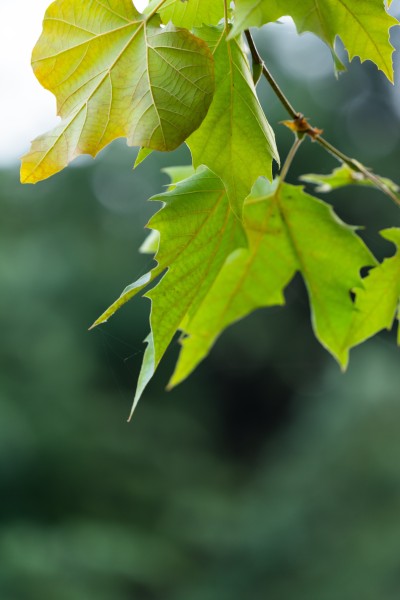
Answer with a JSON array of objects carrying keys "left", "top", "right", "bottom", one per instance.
[
  {"left": 244, "top": 29, "right": 400, "bottom": 208},
  {"left": 245, "top": 30, "right": 298, "bottom": 119}
]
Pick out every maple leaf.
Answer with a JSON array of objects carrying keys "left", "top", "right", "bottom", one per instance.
[
  {"left": 170, "top": 178, "right": 375, "bottom": 385},
  {"left": 302, "top": 165, "right": 400, "bottom": 195},
  {"left": 145, "top": 0, "right": 225, "bottom": 29},
  {"left": 187, "top": 26, "right": 279, "bottom": 217},
  {"left": 20, "top": 0, "right": 400, "bottom": 411},
  {"left": 231, "top": 0, "right": 399, "bottom": 81},
  {"left": 133, "top": 167, "right": 245, "bottom": 415},
  {"left": 21, "top": 0, "right": 214, "bottom": 184},
  {"left": 91, "top": 167, "right": 245, "bottom": 415},
  {"left": 92, "top": 171, "right": 375, "bottom": 411},
  {"left": 343, "top": 228, "right": 400, "bottom": 359},
  {"left": 90, "top": 164, "right": 196, "bottom": 331}
]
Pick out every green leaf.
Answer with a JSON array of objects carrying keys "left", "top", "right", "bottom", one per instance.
[
  {"left": 130, "top": 167, "right": 246, "bottom": 416},
  {"left": 187, "top": 26, "right": 279, "bottom": 217},
  {"left": 276, "top": 183, "right": 375, "bottom": 368},
  {"left": 139, "top": 229, "right": 160, "bottom": 255},
  {"left": 169, "top": 180, "right": 375, "bottom": 386},
  {"left": 145, "top": 0, "right": 225, "bottom": 29},
  {"left": 89, "top": 270, "right": 161, "bottom": 330},
  {"left": 343, "top": 228, "right": 400, "bottom": 356},
  {"left": 138, "top": 165, "right": 195, "bottom": 253},
  {"left": 21, "top": 1, "right": 215, "bottom": 184},
  {"left": 231, "top": 0, "right": 398, "bottom": 81},
  {"left": 302, "top": 165, "right": 400, "bottom": 194},
  {"left": 162, "top": 165, "right": 195, "bottom": 185},
  {"left": 92, "top": 171, "right": 375, "bottom": 409},
  {"left": 90, "top": 164, "right": 196, "bottom": 329},
  {"left": 169, "top": 179, "right": 298, "bottom": 387},
  {"left": 134, "top": 147, "right": 153, "bottom": 169}
]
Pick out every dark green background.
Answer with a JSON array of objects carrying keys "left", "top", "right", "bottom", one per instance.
[{"left": 1, "top": 22, "right": 400, "bottom": 600}]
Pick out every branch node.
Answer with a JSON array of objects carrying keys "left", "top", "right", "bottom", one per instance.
[{"left": 281, "top": 115, "right": 323, "bottom": 140}]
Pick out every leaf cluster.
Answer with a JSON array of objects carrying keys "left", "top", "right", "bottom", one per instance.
[{"left": 21, "top": 0, "right": 400, "bottom": 415}]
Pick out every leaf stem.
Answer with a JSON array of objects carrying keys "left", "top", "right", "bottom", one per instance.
[
  {"left": 244, "top": 30, "right": 298, "bottom": 119},
  {"left": 278, "top": 137, "right": 303, "bottom": 186},
  {"left": 223, "top": 0, "right": 229, "bottom": 31},
  {"left": 244, "top": 29, "right": 400, "bottom": 208}
]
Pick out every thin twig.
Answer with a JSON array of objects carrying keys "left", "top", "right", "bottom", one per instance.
[
  {"left": 278, "top": 137, "right": 304, "bottom": 187},
  {"left": 245, "top": 30, "right": 298, "bottom": 119},
  {"left": 244, "top": 29, "right": 400, "bottom": 208},
  {"left": 315, "top": 130, "right": 400, "bottom": 207}
]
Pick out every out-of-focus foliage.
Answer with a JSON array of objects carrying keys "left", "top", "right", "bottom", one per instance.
[{"left": 302, "top": 164, "right": 400, "bottom": 195}]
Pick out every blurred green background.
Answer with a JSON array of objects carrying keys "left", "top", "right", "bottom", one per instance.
[{"left": 1, "top": 20, "right": 400, "bottom": 600}]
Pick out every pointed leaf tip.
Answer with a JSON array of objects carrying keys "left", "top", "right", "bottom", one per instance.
[{"left": 133, "top": 168, "right": 247, "bottom": 401}]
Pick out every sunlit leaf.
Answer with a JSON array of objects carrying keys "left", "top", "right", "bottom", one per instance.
[
  {"left": 139, "top": 229, "right": 160, "bottom": 255},
  {"left": 169, "top": 178, "right": 298, "bottom": 387},
  {"left": 231, "top": 0, "right": 398, "bottom": 81},
  {"left": 187, "top": 26, "right": 279, "bottom": 217},
  {"left": 302, "top": 165, "right": 400, "bottom": 195},
  {"left": 132, "top": 167, "right": 246, "bottom": 415},
  {"left": 162, "top": 165, "right": 195, "bottom": 185},
  {"left": 91, "top": 163, "right": 197, "bottom": 329},
  {"left": 145, "top": 0, "right": 225, "bottom": 28},
  {"left": 275, "top": 183, "right": 375, "bottom": 368},
  {"left": 170, "top": 179, "right": 375, "bottom": 385},
  {"left": 93, "top": 173, "right": 375, "bottom": 403},
  {"left": 89, "top": 270, "right": 160, "bottom": 330},
  {"left": 134, "top": 147, "right": 153, "bottom": 169},
  {"left": 21, "top": 0, "right": 214, "bottom": 183},
  {"left": 22, "top": 0, "right": 400, "bottom": 410},
  {"left": 343, "top": 228, "right": 400, "bottom": 358}
]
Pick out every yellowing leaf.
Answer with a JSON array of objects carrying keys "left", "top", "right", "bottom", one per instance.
[
  {"left": 343, "top": 228, "right": 400, "bottom": 358},
  {"left": 187, "top": 26, "right": 279, "bottom": 217},
  {"left": 146, "top": 0, "right": 224, "bottom": 28},
  {"left": 21, "top": 1, "right": 215, "bottom": 184},
  {"left": 231, "top": 0, "right": 399, "bottom": 81}
]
